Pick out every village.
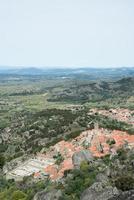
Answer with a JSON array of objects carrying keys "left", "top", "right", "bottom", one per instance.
[
  {"left": 88, "top": 108, "right": 134, "bottom": 126},
  {"left": 6, "top": 122, "right": 134, "bottom": 182}
]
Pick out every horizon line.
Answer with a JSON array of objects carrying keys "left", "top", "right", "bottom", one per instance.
[{"left": 0, "top": 66, "right": 134, "bottom": 70}]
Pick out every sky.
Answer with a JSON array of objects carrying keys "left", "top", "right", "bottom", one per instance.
[{"left": 0, "top": 0, "right": 134, "bottom": 68}]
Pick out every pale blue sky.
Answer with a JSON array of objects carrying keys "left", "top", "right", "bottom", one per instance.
[{"left": 0, "top": 0, "right": 134, "bottom": 68}]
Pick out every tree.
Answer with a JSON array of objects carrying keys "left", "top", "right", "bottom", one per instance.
[{"left": 0, "top": 154, "right": 5, "bottom": 168}]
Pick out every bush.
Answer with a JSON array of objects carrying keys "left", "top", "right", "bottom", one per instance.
[
  {"left": 106, "top": 138, "right": 116, "bottom": 146},
  {"left": 0, "top": 154, "right": 5, "bottom": 168},
  {"left": 80, "top": 161, "right": 89, "bottom": 171},
  {"left": 114, "top": 176, "right": 134, "bottom": 191},
  {"left": 117, "top": 148, "right": 127, "bottom": 161},
  {"left": 11, "top": 190, "right": 27, "bottom": 200},
  {"left": 62, "top": 165, "right": 97, "bottom": 199},
  {"left": 54, "top": 152, "right": 64, "bottom": 165}
]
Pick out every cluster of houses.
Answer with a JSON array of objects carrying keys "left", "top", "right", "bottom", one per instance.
[
  {"left": 89, "top": 108, "right": 134, "bottom": 126},
  {"left": 6, "top": 125, "right": 134, "bottom": 182}
]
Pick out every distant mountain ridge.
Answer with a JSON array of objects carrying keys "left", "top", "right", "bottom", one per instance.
[
  {"left": 0, "top": 67, "right": 134, "bottom": 80},
  {"left": 0, "top": 67, "right": 44, "bottom": 75}
]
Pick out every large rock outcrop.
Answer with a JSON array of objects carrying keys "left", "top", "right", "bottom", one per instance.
[
  {"left": 81, "top": 183, "right": 120, "bottom": 200},
  {"left": 72, "top": 150, "right": 93, "bottom": 168},
  {"left": 33, "top": 189, "right": 62, "bottom": 200},
  {"left": 109, "top": 190, "right": 134, "bottom": 200},
  {"left": 81, "top": 175, "right": 134, "bottom": 200}
]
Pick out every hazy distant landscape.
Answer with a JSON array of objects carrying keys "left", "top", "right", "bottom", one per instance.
[{"left": 0, "top": 67, "right": 134, "bottom": 79}]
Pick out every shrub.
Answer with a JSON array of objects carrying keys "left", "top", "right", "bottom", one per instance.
[
  {"left": 106, "top": 138, "right": 116, "bottom": 146},
  {"left": 114, "top": 176, "right": 134, "bottom": 191},
  {"left": 0, "top": 154, "right": 5, "bottom": 168},
  {"left": 80, "top": 161, "right": 89, "bottom": 171},
  {"left": 54, "top": 152, "right": 64, "bottom": 165},
  {"left": 11, "top": 190, "right": 27, "bottom": 200}
]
